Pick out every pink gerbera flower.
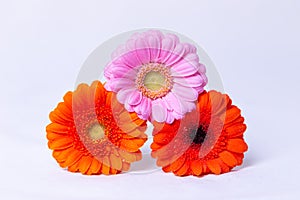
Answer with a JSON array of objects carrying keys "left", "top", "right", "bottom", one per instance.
[{"left": 104, "top": 30, "right": 207, "bottom": 123}]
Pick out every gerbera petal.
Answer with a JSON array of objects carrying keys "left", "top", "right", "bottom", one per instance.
[
  {"left": 119, "top": 150, "right": 138, "bottom": 162},
  {"left": 173, "top": 74, "right": 204, "bottom": 88},
  {"left": 225, "top": 124, "right": 247, "bottom": 137},
  {"left": 172, "top": 84, "right": 198, "bottom": 102},
  {"left": 79, "top": 156, "right": 93, "bottom": 174},
  {"left": 120, "top": 51, "right": 143, "bottom": 68},
  {"left": 170, "top": 155, "right": 186, "bottom": 172},
  {"left": 219, "top": 151, "right": 238, "bottom": 167},
  {"left": 170, "top": 63, "right": 199, "bottom": 77},
  {"left": 48, "top": 137, "right": 73, "bottom": 150},
  {"left": 116, "top": 88, "right": 136, "bottom": 104},
  {"left": 109, "top": 65, "right": 137, "bottom": 79},
  {"left": 111, "top": 44, "right": 126, "bottom": 59},
  {"left": 137, "top": 97, "right": 151, "bottom": 119},
  {"left": 101, "top": 157, "right": 111, "bottom": 175},
  {"left": 145, "top": 34, "right": 161, "bottom": 61},
  {"left": 87, "top": 158, "right": 101, "bottom": 175},
  {"left": 163, "top": 92, "right": 184, "bottom": 114},
  {"left": 110, "top": 154, "right": 123, "bottom": 171},
  {"left": 151, "top": 99, "right": 167, "bottom": 123},
  {"left": 227, "top": 139, "right": 248, "bottom": 153},
  {"left": 135, "top": 38, "right": 151, "bottom": 64},
  {"left": 191, "top": 160, "right": 202, "bottom": 176},
  {"left": 160, "top": 37, "right": 176, "bottom": 63},
  {"left": 174, "top": 162, "right": 189, "bottom": 176},
  {"left": 207, "top": 159, "right": 222, "bottom": 175},
  {"left": 165, "top": 111, "right": 175, "bottom": 124},
  {"left": 164, "top": 43, "right": 185, "bottom": 66},
  {"left": 109, "top": 78, "right": 135, "bottom": 92},
  {"left": 128, "top": 91, "right": 142, "bottom": 106},
  {"left": 225, "top": 106, "right": 242, "bottom": 124}
]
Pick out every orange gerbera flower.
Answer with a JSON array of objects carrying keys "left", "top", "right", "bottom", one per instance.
[
  {"left": 151, "top": 90, "right": 247, "bottom": 176},
  {"left": 46, "top": 81, "right": 147, "bottom": 175}
]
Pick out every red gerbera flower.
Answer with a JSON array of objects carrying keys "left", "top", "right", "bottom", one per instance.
[
  {"left": 46, "top": 81, "right": 147, "bottom": 175},
  {"left": 151, "top": 90, "right": 247, "bottom": 176}
]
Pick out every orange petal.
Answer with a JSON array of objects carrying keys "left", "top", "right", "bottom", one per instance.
[
  {"left": 109, "top": 168, "right": 118, "bottom": 175},
  {"left": 120, "top": 139, "right": 139, "bottom": 152},
  {"left": 219, "top": 151, "right": 238, "bottom": 167},
  {"left": 153, "top": 132, "right": 172, "bottom": 145},
  {"left": 170, "top": 155, "right": 186, "bottom": 172},
  {"left": 118, "top": 150, "right": 137, "bottom": 162},
  {"left": 225, "top": 124, "right": 247, "bottom": 137},
  {"left": 63, "top": 91, "right": 73, "bottom": 109},
  {"left": 219, "top": 160, "right": 231, "bottom": 173},
  {"left": 86, "top": 158, "right": 101, "bottom": 175},
  {"left": 207, "top": 159, "right": 222, "bottom": 175},
  {"left": 49, "top": 108, "right": 73, "bottom": 124},
  {"left": 231, "top": 152, "right": 244, "bottom": 165},
  {"left": 227, "top": 139, "right": 248, "bottom": 153},
  {"left": 122, "top": 162, "right": 130, "bottom": 171},
  {"left": 56, "top": 102, "right": 73, "bottom": 119},
  {"left": 190, "top": 160, "right": 202, "bottom": 176},
  {"left": 174, "top": 162, "right": 189, "bottom": 176},
  {"left": 68, "top": 160, "right": 79, "bottom": 173},
  {"left": 48, "top": 137, "right": 73, "bottom": 150},
  {"left": 63, "top": 150, "right": 83, "bottom": 167},
  {"left": 101, "top": 157, "right": 111, "bottom": 175},
  {"left": 47, "top": 131, "right": 64, "bottom": 140},
  {"left": 52, "top": 148, "right": 72, "bottom": 163},
  {"left": 225, "top": 106, "right": 241, "bottom": 124},
  {"left": 150, "top": 142, "right": 161, "bottom": 151},
  {"left": 110, "top": 154, "right": 122, "bottom": 171},
  {"left": 162, "top": 165, "right": 172, "bottom": 172},
  {"left": 79, "top": 156, "right": 93, "bottom": 174},
  {"left": 46, "top": 123, "right": 69, "bottom": 134}
]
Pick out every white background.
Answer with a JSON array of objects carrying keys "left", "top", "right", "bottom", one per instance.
[{"left": 1, "top": 0, "right": 300, "bottom": 199}]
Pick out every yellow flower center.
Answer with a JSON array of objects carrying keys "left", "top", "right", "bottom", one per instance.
[
  {"left": 88, "top": 123, "right": 106, "bottom": 141},
  {"left": 136, "top": 63, "right": 173, "bottom": 99},
  {"left": 143, "top": 71, "right": 166, "bottom": 91}
]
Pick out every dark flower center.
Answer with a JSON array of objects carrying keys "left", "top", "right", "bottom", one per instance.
[{"left": 190, "top": 126, "right": 207, "bottom": 144}]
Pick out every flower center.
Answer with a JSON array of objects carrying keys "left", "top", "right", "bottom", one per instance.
[
  {"left": 135, "top": 63, "right": 173, "bottom": 99},
  {"left": 190, "top": 126, "right": 207, "bottom": 144},
  {"left": 88, "top": 123, "right": 106, "bottom": 141}
]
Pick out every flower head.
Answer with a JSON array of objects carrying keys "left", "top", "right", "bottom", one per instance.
[
  {"left": 151, "top": 91, "right": 247, "bottom": 176},
  {"left": 46, "top": 81, "right": 147, "bottom": 175},
  {"left": 104, "top": 30, "right": 207, "bottom": 123}
]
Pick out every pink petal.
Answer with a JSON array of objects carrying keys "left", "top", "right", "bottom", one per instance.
[
  {"left": 159, "top": 38, "right": 175, "bottom": 63},
  {"left": 165, "top": 111, "right": 175, "bottom": 124},
  {"left": 146, "top": 35, "right": 161, "bottom": 61},
  {"left": 135, "top": 38, "right": 151, "bottom": 64},
  {"left": 164, "top": 43, "right": 185, "bottom": 66},
  {"left": 121, "top": 51, "right": 143, "bottom": 68},
  {"left": 117, "top": 88, "right": 136, "bottom": 104},
  {"left": 111, "top": 44, "right": 126, "bottom": 59},
  {"left": 151, "top": 99, "right": 167, "bottom": 123},
  {"left": 124, "top": 102, "right": 135, "bottom": 112},
  {"left": 110, "top": 65, "right": 137, "bottom": 79},
  {"left": 136, "top": 97, "right": 151, "bottom": 119},
  {"left": 183, "top": 43, "right": 197, "bottom": 54},
  {"left": 171, "top": 83, "right": 198, "bottom": 102},
  {"left": 109, "top": 78, "right": 135, "bottom": 91},
  {"left": 198, "top": 63, "right": 206, "bottom": 73},
  {"left": 163, "top": 92, "right": 184, "bottom": 114},
  {"left": 171, "top": 63, "right": 199, "bottom": 77},
  {"left": 177, "top": 96, "right": 196, "bottom": 113},
  {"left": 128, "top": 91, "right": 142, "bottom": 106},
  {"left": 173, "top": 74, "right": 204, "bottom": 88}
]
